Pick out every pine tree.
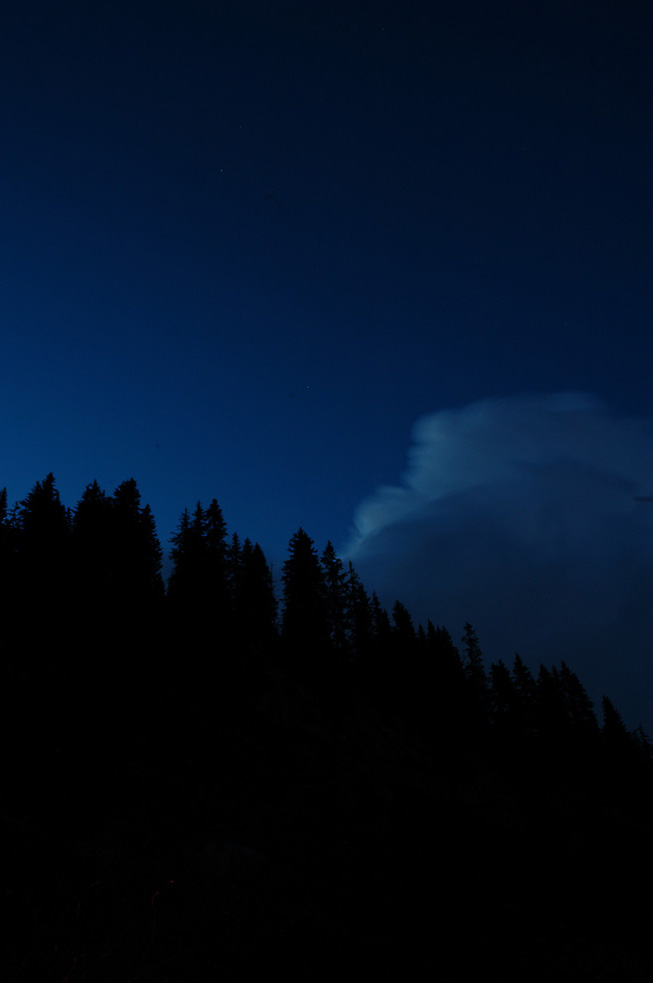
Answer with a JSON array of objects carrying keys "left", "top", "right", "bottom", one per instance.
[
  {"left": 419, "top": 621, "right": 467, "bottom": 743},
  {"left": 281, "top": 528, "right": 328, "bottom": 676},
  {"left": 461, "top": 622, "right": 486, "bottom": 687},
  {"left": 345, "top": 562, "right": 373, "bottom": 664},
  {"left": 15, "top": 474, "right": 72, "bottom": 629},
  {"left": 205, "top": 498, "right": 228, "bottom": 567},
  {"left": 69, "top": 480, "right": 119, "bottom": 662},
  {"left": 392, "top": 600, "right": 416, "bottom": 642},
  {"left": 233, "top": 539, "right": 278, "bottom": 673},
  {"left": 72, "top": 480, "right": 114, "bottom": 590},
  {"left": 461, "top": 622, "right": 490, "bottom": 727},
  {"left": 168, "top": 507, "right": 193, "bottom": 602},
  {"left": 321, "top": 541, "right": 349, "bottom": 662},
  {"left": 365, "top": 593, "right": 393, "bottom": 700},
  {"left": 19, "top": 473, "right": 70, "bottom": 554},
  {"left": 509, "top": 654, "right": 537, "bottom": 742},
  {"left": 370, "top": 592, "right": 392, "bottom": 641},
  {"left": 602, "top": 695, "right": 629, "bottom": 743},
  {"left": 225, "top": 531, "right": 242, "bottom": 607},
  {"left": 427, "top": 622, "right": 463, "bottom": 676},
  {"left": 0, "top": 486, "right": 10, "bottom": 567},
  {"left": 512, "top": 654, "right": 536, "bottom": 704},
  {"left": 559, "top": 661, "right": 598, "bottom": 737},
  {"left": 490, "top": 660, "right": 516, "bottom": 728},
  {"left": 112, "top": 478, "right": 163, "bottom": 604},
  {"left": 535, "top": 664, "right": 569, "bottom": 748},
  {"left": 204, "top": 498, "right": 231, "bottom": 630},
  {"left": 0, "top": 486, "right": 14, "bottom": 652}
]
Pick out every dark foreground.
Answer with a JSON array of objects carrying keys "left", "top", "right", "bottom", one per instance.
[{"left": 4, "top": 662, "right": 653, "bottom": 983}]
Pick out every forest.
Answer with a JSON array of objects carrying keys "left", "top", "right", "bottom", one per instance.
[{"left": 3, "top": 473, "right": 653, "bottom": 980}]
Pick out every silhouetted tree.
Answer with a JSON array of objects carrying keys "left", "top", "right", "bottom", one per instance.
[
  {"left": 281, "top": 528, "right": 328, "bottom": 677},
  {"left": 559, "top": 661, "right": 598, "bottom": 739},
  {"left": 602, "top": 695, "right": 629, "bottom": 743},
  {"left": 72, "top": 479, "right": 114, "bottom": 594},
  {"left": 0, "top": 486, "right": 15, "bottom": 654},
  {"left": 225, "top": 531, "right": 242, "bottom": 607},
  {"left": 168, "top": 499, "right": 231, "bottom": 626},
  {"left": 427, "top": 623, "right": 464, "bottom": 685},
  {"left": 633, "top": 726, "right": 653, "bottom": 766},
  {"left": 534, "top": 664, "right": 571, "bottom": 754},
  {"left": 370, "top": 592, "right": 392, "bottom": 646},
  {"left": 321, "top": 541, "right": 349, "bottom": 663},
  {"left": 511, "top": 654, "right": 536, "bottom": 704},
  {"left": 233, "top": 538, "right": 278, "bottom": 676},
  {"left": 461, "top": 622, "right": 486, "bottom": 686},
  {"left": 508, "top": 654, "right": 537, "bottom": 740},
  {"left": 392, "top": 599, "right": 416, "bottom": 643},
  {"left": 461, "top": 622, "right": 490, "bottom": 731},
  {"left": 204, "top": 498, "right": 230, "bottom": 621},
  {"left": 420, "top": 623, "right": 462, "bottom": 737},
  {"left": 68, "top": 479, "right": 120, "bottom": 669},
  {"left": 18, "top": 473, "right": 70, "bottom": 570},
  {"left": 111, "top": 478, "right": 163, "bottom": 607},
  {"left": 168, "top": 507, "right": 195, "bottom": 603},
  {"left": 365, "top": 592, "right": 393, "bottom": 700},
  {"left": 386, "top": 600, "right": 419, "bottom": 710},
  {"left": 0, "top": 486, "right": 10, "bottom": 569},
  {"left": 490, "top": 660, "right": 517, "bottom": 732},
  {"left": 345, "top": 562, "right": 374, "bottom": 666},
  {"left": 14, "top": 474, "right": 72, "bottom": 635}
]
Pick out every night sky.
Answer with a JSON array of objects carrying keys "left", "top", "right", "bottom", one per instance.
[{"left": 2, "top": 2, "right": 652, "bottom": 724}]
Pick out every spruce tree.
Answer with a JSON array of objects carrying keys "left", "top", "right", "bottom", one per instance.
[
  {"left": 392, "top": 600, "right": 416, "bottom": 642},
  {"left": 461, "top": 622, "right": 486, "bottom": 688},
  {"left": 225, "top": 531, "right": 242, "bottom": 608},
  {"left": 18, "top": 473, "right": 70, "bottom": 561},
  {"left": 70, "top": 480, "right": 117, "bottom": 663},
  {"left": 168, "top": 507, "right": 194, "bottom": 604},
  {"left": 461, "top": 622, "right": 490, "bottom": 728},
  {"left": 512, "top": 654, "right": 536, "bottom": 704},
  {"left": 204, "top": 498, "right": 231, "bottom": 631},
  {"left": 559, "top": 661, "right": 598, "bottom": 737},
  {"left": 233, "top": 539, "right": 278, "bottom": 675},
  {"left": 370, "top": 592, "right": 392, "bottom": 643},
  {"left": 0, "top": 486, "right": 17, "bottom": 658},
  {"left": 535, "top": 664, "right": 569, "bottom": 750},
  {"left": 421, "top": 621, "right": 467, "bottom": 744},
  {"left": 72, "top": 480, "right": 113, "bottom": 589},
  {"left": 510, "top": 654, "right": 537, "bottom": 740},
  {"left": 281, "top": 528, "right": 328, "bottom": 677},
  {"left": 321, "top": 541, "right": 349, "bottom": 662},
  {"left": 111, "top": 478, "right": 163, "bottom": 605},
  {"left": 490, "top": 660, "right": 516, "bottom": 729},
  {"left": 366, "top": 593, "right": 393, "bottom": 701},
  {"left": 345, "top": 562, "right": 373, "bottom": 665},
  {"left": 602, "top": 696, "right": 629, "bottom": 743},
  {"left": 15, "top": 473, "right": 72, "bottom": 639}
]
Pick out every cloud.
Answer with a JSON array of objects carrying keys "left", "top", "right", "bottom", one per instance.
[{"left": 344, "top": 393, "right": 653, "bottom": 728}]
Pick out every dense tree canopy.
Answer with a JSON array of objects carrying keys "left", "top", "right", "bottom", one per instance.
[{"left": 3, "top": 471, "right": 653, "bottom": 981}]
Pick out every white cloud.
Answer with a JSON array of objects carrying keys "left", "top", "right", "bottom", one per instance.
[{"left": 344, "top": 393, "right": 653, "bottom": 728}]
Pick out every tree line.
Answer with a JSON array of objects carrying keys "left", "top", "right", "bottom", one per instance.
[
  {"left": 4, "top": 472, "right": 653, "bottom": 979},
  {"left": 1, "top": 472, "right": 649, "bottom": 764}
]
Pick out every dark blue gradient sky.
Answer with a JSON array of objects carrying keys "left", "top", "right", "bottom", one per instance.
[{"left": 2, "top": 2, "right": 651, "bottom": 722}]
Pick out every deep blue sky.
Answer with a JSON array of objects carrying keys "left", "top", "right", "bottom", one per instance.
[{"left": 2, "top": 2, "right": 652, "bottom": 722}]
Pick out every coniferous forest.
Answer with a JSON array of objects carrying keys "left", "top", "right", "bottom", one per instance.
[{"left": 3, "top": 474, "right": 653, "bottom": 980}]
